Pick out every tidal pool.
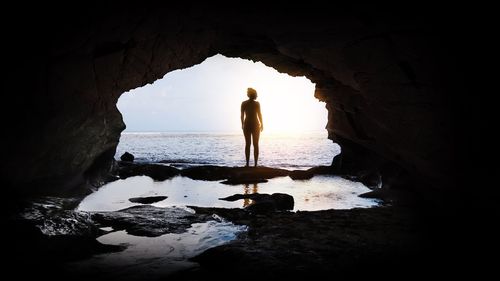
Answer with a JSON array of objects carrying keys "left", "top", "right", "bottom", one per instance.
[{"left": 78, "top": 175, "right": 380, "bottom": 212}]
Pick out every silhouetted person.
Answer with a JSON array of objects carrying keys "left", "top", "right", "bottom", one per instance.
[{"left": 241, "top": 87, "right": 263, "bottom": 167}]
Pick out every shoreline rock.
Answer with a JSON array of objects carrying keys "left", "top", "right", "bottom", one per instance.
[
  {"left": 120, "top": 152, "right": 135, "bottom": 162},
  {"left": 117, "top": 162, "right": 180, "bottom": 181},
  {"left": 181, "top": 165, "right": 290, "bottom": 181},
  {"left": 289, "top": 165, "right": 336, "bottom": 180}
]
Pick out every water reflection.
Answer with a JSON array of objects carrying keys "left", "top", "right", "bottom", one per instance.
[
  {"left": 78, "top": 175, "right": 380, "bottom": 212},
  {"left": 242, "top": 183, "right": 259, "bottom": 207},
  {"left": 68, "top": 219, "right": 247, "bottom": 280}
]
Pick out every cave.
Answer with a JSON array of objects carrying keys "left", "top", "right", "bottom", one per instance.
[
  {"left": 5, "top": 6, "right": 459, "bottom": 197},
  {"left": 3, "top": 3, "right": 488, "bottom": 280}
]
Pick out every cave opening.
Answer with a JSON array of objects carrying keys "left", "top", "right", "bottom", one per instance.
[
  {"left": 114, "top": 54, "right": 340, "bottom": 169},
  {"left": 75, "top": 54, "right": 384, "bottom": 213},
  {"left": 70, "top": 54, "right": 382, "bottom": 275}
]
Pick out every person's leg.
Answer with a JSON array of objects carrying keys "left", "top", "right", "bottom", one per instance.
[
  {"left": 252, "top": 127, "right": 260, "bottom": 167},
  {"left": 243, "top": 127, "right": 251, "bottom": 167}
]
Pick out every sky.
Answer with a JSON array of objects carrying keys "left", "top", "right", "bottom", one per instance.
[{"left": 117, "top": 54, "right": 327, "bottom": 133}]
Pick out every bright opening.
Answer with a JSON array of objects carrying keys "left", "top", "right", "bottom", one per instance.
[
  {"left": 118, "top": 54, "right": 325, "bottom": 133},
  {"left": 116, "top": 54, "right": 339, "bottom": 169}
]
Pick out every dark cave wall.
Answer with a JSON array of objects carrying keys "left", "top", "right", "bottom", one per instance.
[{"left": 3, "top": 5, "right": 460, "bottom": 196}]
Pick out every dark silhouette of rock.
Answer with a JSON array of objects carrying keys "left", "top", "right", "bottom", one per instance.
[
  {"left": 331, "top": 153, "right": 342, "bottom": 172},
  {"left": 246, "top": 200, "right": 276, "bottom": 213},
  {"left": 8, "top": 197, "right": 125, "bottom": 273},
  {"left": 118, "top": 162, "right": 180, "bottom": 181},
  {"left": 120, "top": 152, "right": 135, "bottom": 162},
  {"left": 92, "top": 205, "right": 211, "bottom": 237},
  {"left": 289, "top": 170, "right": 314, "bottom": 180},
  {"left": 181, "top": 166, "right": 289, "bottom": 181},
  {"left": 219, "top": 194, "right": 250, "bottom": 201},
  {"left": 359, "top": 188, "right": 417, "bottom": 206},
  {"left": 270, "top": 193, "right": 294, "bottom": 210},
  {"left": 289, "top": 165, "right": 335, "bottom": 180},
  {"left": 129, "top": 196, "right": 168, "bottom": 204},
  {"left": 181, "top": 165, "right": 232, "bottom": 181},
  {"left": 358, "top": 170, "right": 381, "bottom": 188},
  {"left": 219, "top": 192, "right": 294, "bottom": 212},
  {"left": 188, "top": 205, "right": 424, "bottom": 279}
]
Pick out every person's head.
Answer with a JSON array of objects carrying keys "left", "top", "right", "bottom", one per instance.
[{"left": 247, "top": 87, "right": 257, "bottom": 100}]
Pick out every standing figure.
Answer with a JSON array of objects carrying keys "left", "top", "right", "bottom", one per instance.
[{"left": 241, "top": 87, "right": 264, "bottom": 167}]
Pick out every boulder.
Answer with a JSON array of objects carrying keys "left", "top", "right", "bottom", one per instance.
[
  {"left": 120, "top": 152, "right": 135, "bottom": 162},
  {"left": 118, "top": 163, "right": 180, "bottom": 181}
]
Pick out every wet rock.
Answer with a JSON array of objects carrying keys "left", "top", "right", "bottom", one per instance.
[
  {"left": 219, "top": 193, "right": 294, "bottom": 212},
  {"left": 42, "top": 235, "right": 125, "bottom": 261},
  {"left": 181, "top": 165, "right": 231, "bottom": 180},
  {"left": 246, "top": 193, "right": 295, "bottom": 213},
  {"left": 10, "top": 197, "right": 125, "bottom": 269},
  {"left": 118, "top": 163, "right": 180, "bottom": 181},
  {"left": 182, "top": 166, "right": 289, "bottom": 181},
  {"left": 307, "top": 165, "right": 336, "bottom": 175},
  {"left": 289, "top": 166, "right": 335, "bottom": 180},
  {"left": 20, "top": 197, "right": 98, "bottom": 236},
  {"left": 289, "top": 170, "right": 314, "bottom": 180},
  {"left": 271, "top": 193, "right": 294, "bottom": 210},
  {"left": 9, "top": 219, "right": 124, "bottom": 264},
  {"left": 188, "top": 206, "right": 423, "bottom": 279},
  {"left": 120, "top": 152, "right": 135, "bottom": 162},
  {"left": 331, "top": 153, "right": 342, "bottom": 172},
  {"left": 246, "top": 200, "right": 277, "bottom": 213},
  {"left": 129, "top": 196, "right": 168, "bottom": 204},
  {"left": 91, "top": 205, "right": 211, "bottom": 237},
  {"left": 359, "top": 188, "right": 417, "bottom": 206}
]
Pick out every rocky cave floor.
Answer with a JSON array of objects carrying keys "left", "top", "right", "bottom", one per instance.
[{"left": 5, "top": 162, "right": 482, "bottom": 280}]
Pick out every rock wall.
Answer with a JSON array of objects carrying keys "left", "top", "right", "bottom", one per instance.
[{"left": 3, "top": 4, "right": 462, "bottom": 197}]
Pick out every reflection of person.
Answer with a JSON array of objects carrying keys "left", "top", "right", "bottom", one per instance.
[
  {"left": 243, "top": 183, "right": 259, "bottom": 207},
  {"left": 241, "top": 87, "right": 264, "bottom": 167}
]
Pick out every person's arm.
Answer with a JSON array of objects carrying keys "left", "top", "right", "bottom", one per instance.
[
  {"left": 257, "top": 102, "right": 263, "bottom": 132},
  {"left": 241, "top": 102, "right": 245, "bottom": 130}
]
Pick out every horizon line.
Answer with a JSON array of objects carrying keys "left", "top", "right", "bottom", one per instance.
[{"left": 121, "top": 129, "right": 328, "bottom": 134}]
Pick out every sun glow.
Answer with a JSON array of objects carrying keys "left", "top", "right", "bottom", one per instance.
[
  {"left": 118, "top": 54, "right": 326, "bottom": 134},
  {"left": 230, "top": 65, "right": 321, "bottom": 134}
]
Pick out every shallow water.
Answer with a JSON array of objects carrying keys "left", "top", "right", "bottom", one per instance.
[
  {"left": 68, "top": 218, "right": 246, "bottom": 280},
  {"left": 78, "top": 175, "right": 380, "bottom": 212},
  {"left": 72, "top": 174, "right": 379, "bottom": 278},
  {"left": 115, "top": 132, "right": 340, "bottom": 170}
]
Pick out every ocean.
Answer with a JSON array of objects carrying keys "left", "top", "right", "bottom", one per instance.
[{"left": 115, "top": 131, "right": 340, "bottom": 170}]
